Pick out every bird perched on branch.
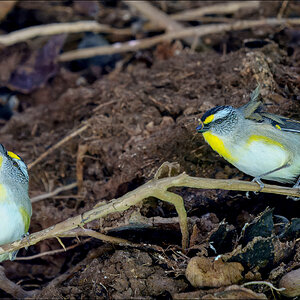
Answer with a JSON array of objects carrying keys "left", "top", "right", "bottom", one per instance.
[
  {"left": 0, "top": 144, "right": 31, "bottom": 262},
  {"left": 196, "top": 86, "right": 300, "bottom": 192}
]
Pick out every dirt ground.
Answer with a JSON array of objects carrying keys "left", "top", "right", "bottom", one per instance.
[{"left": 0, "top": 1, "right": 299, "bottom": 299}]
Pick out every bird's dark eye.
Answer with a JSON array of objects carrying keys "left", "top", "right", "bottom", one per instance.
[
  {"left": 214, "top": 118, "right": 225, "bottom": 124},
  {"left": 13, "top": 161, "right": 18, "bottom": 167}
]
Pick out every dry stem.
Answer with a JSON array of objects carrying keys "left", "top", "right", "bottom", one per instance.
[
  {"left": 125, "top": 1, "right": 183, "bottom": 32},
  {"left": 125, "top": 1, "right": 194, "bottom": 46},
  {"left": 0, "top": 2, "right": 260, "bottom": 47},
  {"left": 30, "top": 182, "right": 78, "bottom": 203},
  {"left": 0, "top": 21, "right": 130, "bottom": 46},
  {"left": 0, "top": 173, "right": 299, "bottom": 257},
  {"left": 28, "top": 124, "right": 89, "bottom": 170},
  {"left": 170, "top": 1, "right": 260, "bottom": 21},
  {"left": 0, "top": 266, "right": 36, "bottom": 298},
  {"left": 59, "top": 18, "right": 300, "bottom": 61}
]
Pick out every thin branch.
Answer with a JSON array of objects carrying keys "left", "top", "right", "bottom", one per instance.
[
  {"left": 277, "top": 1, "right": 289, "bottom": 19},
  {"left": 0, "top": 266, "right": 36, "bottom": 298},
  {"left": 0, "top": 2, "right": 260, "bottom": 47},
  {"left": 125, "top": 0, "right": 195, "bottom": 46},
  {"left": 170, "top": 1, "right": 260, "bottom": 21},
  {"left": 125, "top": 0, "right": 183, "bottom": 32},
  {"left": 58, "top": 228, "right": 133, "bottom": 245},
  {"left": 29, "top": 100, "right": 116, "bottom": 171},
  {"left": 28, "top": 124, "right": 89, "bottom": 170},
  {"left": 58, "top": 18, "right": 300, "bottom": 61},
  {"left": 15, "top": 241, "right": 83, "bottom": 260},
  {"left": 0, "top": 21, "right": 131, "bottom": 46},
  {"left": 31, "top": 182, "right": 78, "bottom": 203},
  {"left": 242, "top": 281, "right": 285, "bottom": 292},
  {"left": 0, "top": 173, "right": 299, "bottom": 257}
]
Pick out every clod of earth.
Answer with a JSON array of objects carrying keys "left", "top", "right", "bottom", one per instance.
[{"left": 185, "top": 256, "right": 244, "bottom": 287}]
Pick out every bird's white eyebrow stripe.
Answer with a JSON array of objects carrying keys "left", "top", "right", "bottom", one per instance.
[{"left": 214, "top": 109, "right": 231, "bottom": 120}]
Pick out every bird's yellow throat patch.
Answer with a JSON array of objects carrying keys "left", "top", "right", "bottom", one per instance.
[{"left": 202, "top": 132, "right": 236, "bottom": 163}]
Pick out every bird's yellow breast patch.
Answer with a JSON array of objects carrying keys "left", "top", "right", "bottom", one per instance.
[
  {"left": 203, "top": 114, "right": 214, "bottom": 124},
  {"left": 7, "top": 151, "right": 21, "bottom": 160},
  {"left": 203, "top": 132, "right": 236, "bottom": 163},
  {"left": 19, "top": 207, "right": 30, "bottom": 232},
  {"left": 247, "top": 135, "right": 285, "bottom": 149}
]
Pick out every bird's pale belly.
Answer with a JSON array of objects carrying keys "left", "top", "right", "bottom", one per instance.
[
  {"left": 231, "top": 136, "right": 294, "bottom": 182},
  {"left": 203, "top": 132, "right": 299, "bottom": 182},
  {"left": 0, "top": 201, "right": 25, "bottom": 245}
]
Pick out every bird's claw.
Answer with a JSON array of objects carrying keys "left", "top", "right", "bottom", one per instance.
[
  {"left": 253, "top": 177, "right": 265, "bottom": 193},
  {"left": 287, "top": 177, "right": 300, "bottom": 201},
  {"left": 246, "top": 177, "right": 264, "bottom": 198}
]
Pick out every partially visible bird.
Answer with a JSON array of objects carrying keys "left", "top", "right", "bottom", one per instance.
[
  {"left": 0, "top": 144, "right": 31, "bottom": 262},
  {"left": 196, "top": 86, "right": 300, "bottom": 191}
]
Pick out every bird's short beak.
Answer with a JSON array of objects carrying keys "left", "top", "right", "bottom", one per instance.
[{"left": 196, "top": 121, "right": 210, "bottom": 133}]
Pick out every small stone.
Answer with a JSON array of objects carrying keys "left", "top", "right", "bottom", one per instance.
[
  {"left": 160, "top": 116, "right": 174, "bottom": 127},
  {"left": 279, "top": 268, "right": 300, "bottom": 297}
]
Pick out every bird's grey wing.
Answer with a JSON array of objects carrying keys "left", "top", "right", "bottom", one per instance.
[
  {"left": 261, "top": 112, "right": 300, "bottom": 134},
  {"left": 239, "top": 85, "right": 263, "bottom": 119}
]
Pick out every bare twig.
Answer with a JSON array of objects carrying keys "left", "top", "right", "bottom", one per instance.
[
  {"left": 46, "top": 244, "right": 115, "bottom": 288},
  {"left": 76, "top": 145, "right": 88, "bottom": 192},
  {"left": 59, "top": 18, "right": 300, "bottom": 61},
  {"left": 93, "top": 100, "right": 117, "bottom": 112},
  {"left": 125, "top": 1, "right": 182, "bottom": 32},
  {"left": 30, "top": 182, "right": 78, "bottom": 203},
  {"left": 0, "top": 2, "right": 260, "bottom": 47},
  {"left": 242, "top": 281, "right": 285, "bottom": 292},
  {"left": 15, "top": 241, "right": 82, "bottom": 260},
  {"left": 28, "top": 124, "right": 89, "bottom": 170},
  {"left": 29, "top": 100, "right": 117, "bottom": 171},
  {"left": 0, "top": 1, "right": 17, "bottom": 22},
  {"left": 58, "top": 228, "right": 133, "bottom": 245},
  {"left": 171, "top": 1, "right": 260, "bottom": 21},
  {"left": 125, "top": 0, "right": 195, "bottom": 46},
  {"left": 0, "top": 21, "right": 131, "bottom": 46},
  {"left": 0, "top": 266, "right": 36, "bottom": 298},
  {"left": 0, "top": 173, "right": 299, "bottom": 258},
  {"left": 277, "top": 1, "right": 289, "bottom": 19}
]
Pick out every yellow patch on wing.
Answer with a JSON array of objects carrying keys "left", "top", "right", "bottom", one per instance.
[
  {"left": 275, "top": 124, "right": 281, "bottom": 130},
  {"left": 247, "top": 135, "right": 285, "bottom": 149},
  {"left": 203, "top": 132, "right": 236, "bottom": 163},
  {"left": 0, "top": 184, "right": 7, "bottom": 202},
  {"left": 19, "top": 207, "right": 31, "bottom": 232},
  {"left": 203, "top": 114, "right": 214, "bottom": 124},
  {"left": 7, "top": 151, "right": 21, "bottom": 160}
]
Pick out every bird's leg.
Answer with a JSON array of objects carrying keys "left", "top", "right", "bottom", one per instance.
[
  {"left": 21, "top": 232, "right": 30, "bottom": 250},
  {"left": 248, "top": 163, "right": 290, "bottom": 196},
  {"left": 252, "top": 176, "right": 265, "bottom": 191},
  {"left": 293, "top": 176, "right": 300, "bottom": 189},
  {"left": 246, "top": 177, "right": 264, "bottom": 198},
  {"left": 287, "top": 176, "right": 300, "bottom": 201}
]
